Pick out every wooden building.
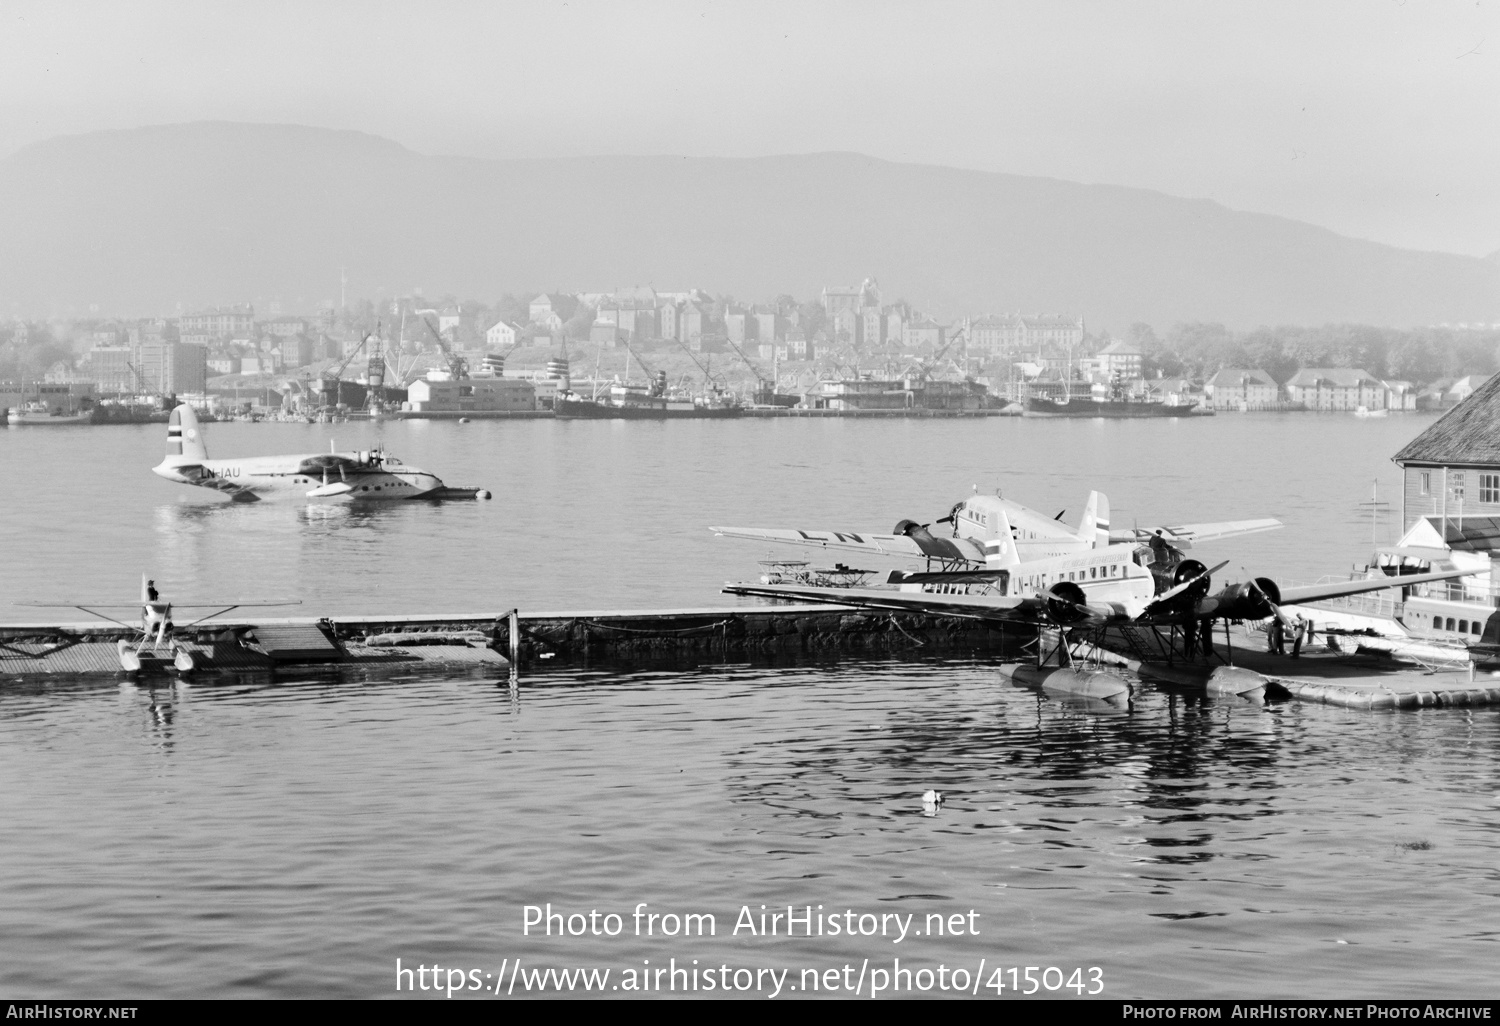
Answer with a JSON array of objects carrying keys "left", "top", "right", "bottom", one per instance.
[{"left": 1393, "top": 373, "right": 1500, "bottom": 531}]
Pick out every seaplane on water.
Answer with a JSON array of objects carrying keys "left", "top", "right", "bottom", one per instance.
[
  {"left": 20, "top": 576, "right": 299, "bottom": 674},
  {"left": 716, "top": 492, "right": 1479, "bottom": 701},
  {"left": 151, "top": 404, "right": 490, "bottom": 502},
  {"left": 712, "top": 489, "right": 1282, "bottom": 571}
]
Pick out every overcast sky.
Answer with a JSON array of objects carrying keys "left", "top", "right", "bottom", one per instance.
[{"left": 2, "top": 0, "right": 1497, "bottom": 256}]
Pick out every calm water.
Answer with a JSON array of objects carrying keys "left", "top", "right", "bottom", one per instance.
[{"left": 4, "top": 413, "right": 1499, "bottom": 999}]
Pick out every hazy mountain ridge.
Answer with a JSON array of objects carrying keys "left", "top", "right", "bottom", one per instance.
[{"left": 0, "top": 121, "right": 1495, "bottom": 329}]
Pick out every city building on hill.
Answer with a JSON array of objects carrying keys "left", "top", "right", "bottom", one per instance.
[
  {"left": 528, "top": 294, "right": 575, "bottom": 331},
  {"left": 279, "top": 335, "right": 313, "bottom": 368},
  {"left": 1023, "top": 314, "right": 1085, "bottom": 349},
  {"left": 1205, "top": 368, "right": 1280, "bottom": 410},
  {"left": 87, "top": 344, "right": 137, "bottom": 393},
  {"left": 262, "top": 317, "right": 307, "bottom": 338},
  {"left": 724, "top": 306, "right": 750, "bottom": 344},
  {"left": 590, "top": 320, "right": 622, "bottom": 347},
  {"left": 821, "top": 278, "right": 881, "bottom": 345},
  {"left": 903, "top": 318, "right": 945, "bottom": 351},
  {"left": 970, "top": 314, "right": 1024, "bottom": 354},
  {"left": 179, "top": 305, "right": 254, "bottom": 339},
  {"left": 820, "top": 278, "right": 880, "bottom": 318},
  {"left": 1095, "top": 339, "right": 1143, "bottom": 379},
  {"left": 136, "top": 341, "right": 208, "bottom": 395},
  {"left": 1284, "top": 368, "right": 1387, "bottom": 410},
  {"left": 968, "top": 313, "right": 1085, "bottom": 355},
  {"left": 751, "top": 305, "right": 779, "bottom": 344},
  {"left": 486, "top": 320, "right": 519, "bottom": 349}
]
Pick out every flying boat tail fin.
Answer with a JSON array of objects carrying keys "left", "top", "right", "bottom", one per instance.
[
  {"left": 1079, "top": 491, "right": 1111, "bottom": 549},
  {"left": 984, "top": 507, "right": 1022, "bottom": 569},
  {"left": 167, "top": 404, "right": 208, "bottom": 462}
]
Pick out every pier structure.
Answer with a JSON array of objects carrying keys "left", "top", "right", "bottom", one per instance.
[
  {"left": 8, "top": 600, "right": 1500, "bottom": 709},
  {"left": 0, "top": 604, "right": 1029, "bottom": 678}
]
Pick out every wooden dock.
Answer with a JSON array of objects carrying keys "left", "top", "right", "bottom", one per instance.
[
  {"left": 0, "top": 604, "right": 1029, "bottom": 679},
  {"left": 9, "top": 600, "right": 1498, "bottom": 710}
]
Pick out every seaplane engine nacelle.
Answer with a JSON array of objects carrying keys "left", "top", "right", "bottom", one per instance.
[
  {"left": 1172, "top": 559, "right": 1213, "bottom": 599},
  {"left": 1203, "top": 578, "right": 1282, "bottom": 621},
  {"left": 1044, "top": 581, "right": 1091, "bottom": 624}
]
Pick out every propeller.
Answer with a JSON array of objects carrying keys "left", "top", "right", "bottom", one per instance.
[
  {"left": 1244, "top": 570, "right": 1296, "bottom": 629},
  {"left": 1042, "top": 581, "right": 1091, "bottom": 624},
  {"left": 1145, "top": 559, "right": 1228, "bottom": 615}
]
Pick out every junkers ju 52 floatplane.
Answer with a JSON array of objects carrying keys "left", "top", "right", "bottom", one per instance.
[
  {"left": 21, "top": 575, "right": 299, "bottom": 674},
  {"left": 716, "top": 492, "right": 1477, "bottom": 702},
  {"left": 713, "top": 489, "right": 1281, "bottom": 571},
  {"left": 152, "top": 404, "right": 490, "bottom": 502}
]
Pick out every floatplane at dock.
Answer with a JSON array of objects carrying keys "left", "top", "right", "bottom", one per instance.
[{"left": 716, "top": 487, "right": 1483, "bottom": 704}]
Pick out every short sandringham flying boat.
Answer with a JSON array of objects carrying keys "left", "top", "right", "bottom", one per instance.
[{"left": 151, "top": 404, "right": 489, "bottom": 501}]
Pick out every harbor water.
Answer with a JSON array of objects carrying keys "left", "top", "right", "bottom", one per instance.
[{"left": 4, "top": 413, "right": 1499, "bottom": 999}]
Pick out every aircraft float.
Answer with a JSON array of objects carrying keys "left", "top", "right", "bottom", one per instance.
[{"left": 152, "top": 404, "right": 490, "bottom": 502}]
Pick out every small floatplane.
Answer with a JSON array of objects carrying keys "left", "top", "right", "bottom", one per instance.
[
  {"left": 720, "top": 498, "right": 1478, "bottom": 701},
  {"left": 21, "top": 576, "right": 299, "bottom": 673},
  {"left": 712, "top": 490, "right": 1281, "bottom": 570},
  {"left": 152, "top": 404, "right": 488, "bottom": 502}
]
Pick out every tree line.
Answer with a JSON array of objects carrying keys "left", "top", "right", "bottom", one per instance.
[{"left": 1126, "top": 322, "right": 1500, "bottom": 385}]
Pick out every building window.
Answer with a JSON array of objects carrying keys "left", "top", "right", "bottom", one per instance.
[
  {"left": 1419, "top": 472, "right": 1430, "bottom": 496},
  {"left": 1482, "top": 474, "right": 1500, "bottom": 504}
]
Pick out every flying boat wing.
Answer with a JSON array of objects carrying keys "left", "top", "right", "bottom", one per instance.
[
  {"left": 1111, "top": 518, "right": 1282, "bottom": 549},
  {"left": 723, "top": 581, "right": 1040, "bottom": 619},
  {"left": 296, "top": 454, "right": 364, "bottom": 475},
  {"left": 711, "top": 526, "right": 986, "bottom": 564},
  {"left": 1277, "top": 569, "right": 1476, "bottom": 605}
]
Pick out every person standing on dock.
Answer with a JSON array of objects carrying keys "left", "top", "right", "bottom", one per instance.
[{"left": 1268, "top": 616, "right": 1285, "bottom": 655}]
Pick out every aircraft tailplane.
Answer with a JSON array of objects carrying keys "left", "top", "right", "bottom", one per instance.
[
  {"left": 1079, "top": 491, "right": 1111, "bottom": 549},
  {"left": 166, "top": 404, "right": 208, "bottom": 462},
  {"left": 983, "top": 506, "right": 1022, "bottom": 569}
]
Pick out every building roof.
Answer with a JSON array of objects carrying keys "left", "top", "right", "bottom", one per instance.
[
  {"left": 1394, "top": 372, "right": 1500, "bottom": 465},
  {"left": 1284, "top": 367, "right": 1380, "bottom": 388},
  {"left": 1206, "top": 367, "right": 1276, "bottom": 387},
  {"left": 1097, "top": 340, "right": 1141, "bottom": 356},
  {"left": 1448, "top": 374, "right": 1493, "bottom": 394}
]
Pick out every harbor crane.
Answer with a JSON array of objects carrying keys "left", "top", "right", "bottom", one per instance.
[
  {"left": 671, "top": 337, "right": 731, "bottom": 393},
  {"left": 421, "top": 315, "right": 470, "bottom": 380},
  {"left": 324, "top": 330, "right": 375, "bottom": 408}
]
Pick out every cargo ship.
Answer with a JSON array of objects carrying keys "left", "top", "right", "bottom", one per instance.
[
  {"left": 554, "top": 372, "right": 743, "bottom": 420},
  {"left": 1023, "top": 395, "right": 1202, "bottom": 418}
]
